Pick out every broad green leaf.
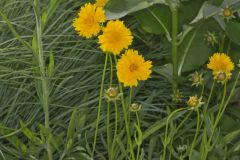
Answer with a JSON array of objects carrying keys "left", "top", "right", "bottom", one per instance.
[
  {"left": 134, "top": 5, "right": 171, "bottom": 36},
  {"left": 105, "top": 0, "right": 167, "bottom": 20},
  {"left": 226, "top": 21, "right": 240, "bottom": 45},
  {"left": 178, "top": 19, "right": 222, "bottom": 73}
]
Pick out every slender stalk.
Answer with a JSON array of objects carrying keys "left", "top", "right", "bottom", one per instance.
[
  {"left": 114, "top": 55, "right": 135, "bottom": 160},
  {"left": 33, "top": 2, "right": 52, "bottom": 159},
  {"left": 109, "top": 54, "right": 113, "bottom": 87},
  {"left": 111, "top": 100, "right": 118, "bottom": 159},
  {"left": 207, "top": 82, "right": 227, "bottom": 147},
  {"left": 107, "top": 54, "right": 114, "bottom": 159},
  {"left": 136, "top": 112, "right": 141, "bottom": 160},
  {"left": 200, "top": 80, "right": 215, "bottom": 128},
  {"left": 107, "top": 101, "right": 111, "bottom": 159},
  {"left": 203, "top": 82, "right": 227, "bottom": 158},
  {"left": 171, "top": 6, "right": 178, "bottom": 95},
  {"left": 92, "top": 54, "right": 108, "bottom": 156},
  {"left": 162, "top": 108, "right": 186, "bottom": 160},
  {"left": 189, "top": 109, "right": 200, "bottom": 159}
]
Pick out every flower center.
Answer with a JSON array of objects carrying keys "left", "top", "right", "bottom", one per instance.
[
  {"left": 129, "top": 63, "right": 138, "bottom": 72},
  {"left": 217, "top": 72, "right": 227, "bottom": 81},
  {"left": 84, "top": 16, "right": 95, "bottom": 26},
  {"left": 223, "top": 8, "right": 233, "bottom": 17}
]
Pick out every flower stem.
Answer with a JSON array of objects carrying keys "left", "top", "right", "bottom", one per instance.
[
  {"left": 189, "top": 109, "right": 200, "bottom": 159},
  {"left": 114, "top": 55, "right": 135, "bottom": 160},
  {"left": 111, "top": 100, "right": 118, "bottom": 159},
  {"left": 107, "top": 54, "right": 114, "bottom": 159},
  {"left": 162, "top": 108, "right": 186, "bottom": 160},
  {"left": 171, "top": 6, "right": 178, "bottom": 96},
  {"left": 136, "top": 112, "right": 141, "bottom": 160},
  {"left": 92, "top": 54, "right": 108, "bottom": 156}
]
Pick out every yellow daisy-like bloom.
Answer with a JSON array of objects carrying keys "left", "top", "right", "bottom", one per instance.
[
  {"left": 116, "top": 49, "right": 152, "bottom": 87},
  {"left": 207, "top": 53, "right": 234, "bottom": 82},
  {"left": 98, "top": 20, "right": 133, "bottom": 55},
  {"left": 96, "top": 0, "right": 108, "bottom": 7},
  {"left": 73, "top": 3, "right": 106, "bottom": 38},
  {"left": 187, "top": 95, "right": 199, "bottom": 108}
]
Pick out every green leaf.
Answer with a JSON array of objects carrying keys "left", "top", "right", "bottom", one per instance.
[
  {"left": 47, "top": 50, "right": 55, "bottom": 77},
  {"left": 226, "top": 20, "right": 240, "bottom": 45},
  {"left": 134, "top": 4, "right": 171, "bottom": 36},
  {"left": 178, "top": 19, "right": 222, "bottom": 73},
  {"left": 67, "top": 108, "right": 77, "bottom": 142},
  {"left": 224, "top": 129, "right": 240, "bottom": 144},
  {"left": 20, "top": 121, "right": 42, "bottom": 145},
  {"left": 105, "top": 0, "right": 167, "bottom": 20}
]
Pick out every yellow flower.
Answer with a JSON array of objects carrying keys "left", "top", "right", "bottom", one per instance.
[
  {"left": 96, "top": 0, "right": 108, "bottom": 7},
  {"left": 73, "top": 3, "right": 106, "bottom": 38},
  {"left": 207, "top": 53, "right": 234, "bottom": 82},
  {"left": 98, "top": 20, "right": 133, "bottom": 55},
  {"left": 187, "top": 95, "right": 199, "bottom": 107},
  {"left": 116, "top": 49, "right": 152, "bottom": 87}
]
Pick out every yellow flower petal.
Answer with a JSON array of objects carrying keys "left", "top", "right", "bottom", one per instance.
[
  {"left": 96, "top": 0, "right": 108, "bottom": 7},
  {"left": 116, "top": 49, "right": 152, "bottom": 87},
  {"left": 73, "top": 3, "right": 106, "bottom": 38},
  {"left": 207, "top": 53, "right": 234, "bottom": 81},
  {"left": 98, "top": 20, "right": 133, "bottom": 55}
]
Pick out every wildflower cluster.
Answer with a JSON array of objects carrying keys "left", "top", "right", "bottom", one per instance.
[{"left": 73, "top": 0, "right": 152, "bottom": 87}]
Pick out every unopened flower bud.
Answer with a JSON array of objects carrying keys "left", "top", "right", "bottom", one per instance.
[{"left": 130, "top": 103, "right": 141, "bottom": 112}]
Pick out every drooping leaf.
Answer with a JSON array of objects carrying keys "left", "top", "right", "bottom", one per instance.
[{"left": 105, "top": 0, "right": 168, "bottom": 20}]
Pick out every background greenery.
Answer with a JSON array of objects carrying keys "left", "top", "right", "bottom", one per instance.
[{"left": 0, "top": 0, "right": 240, "bottom": 159}]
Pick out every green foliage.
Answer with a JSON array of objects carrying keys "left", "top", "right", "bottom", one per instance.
[{"left": 0, "top": 0, "right": 240, "bottom": 159}]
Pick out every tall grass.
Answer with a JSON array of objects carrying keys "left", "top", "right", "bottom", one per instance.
[{"left": 0, "top": 0, "right": 240, "bottom": 160}]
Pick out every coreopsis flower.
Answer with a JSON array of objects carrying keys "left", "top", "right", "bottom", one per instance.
[
  {"left": 98, "top": 20, "right": 133, "bottom": 55},
  {"left": 207, "top": 53, "right": 234, "bottom": 83},
  {"left": 116, "top": 49, "right": 152, "bottom": 87},
  {"left": 96, "top": 0, "right": 108, "bottom": 7},
  {"left": 187, "top": 95, "right": 203, "bottom": 110},
  {"left": 189, "top": 71, "right": 203, "bottom": 87},
  {"left": 73, "top": 3, "right": 106, "bottom": 38},
  {"left": 221, "top": 6, "right": 235, "bottom": 20},
  {"left": 130, "top": 103, "right": 142, "bottom": 112}
]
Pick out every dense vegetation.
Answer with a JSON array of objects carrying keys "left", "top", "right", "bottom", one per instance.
[{"left": 0, "top": 0, "right": 240, "bottom": 159}]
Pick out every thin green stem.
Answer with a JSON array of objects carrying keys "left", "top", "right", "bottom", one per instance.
[
  {"left": 111, "top": 100, "right": 118, "bottom": 159},
  {"left": 189, "top": 109, "right": 200, "bottom": 159},
  {"left": 92, "top": 54, "right": 108, "bottom": 156},
  {"left": 200, "top": 84, "right": 205, "bottom": 97},
  {"left": 136, "top": 112, "right": 141, "bottom": 160},
  {"left": 171, "top": 6, "right": 178, "bottom": 95},
  {"left": 107, "top": 101, "right": 111, "bottom": 159},
  {"left": 208, "top": 82, "right": 227, "bottom": 146},
  {"left": 162, "top": 108, "right": 186, "bottom": 160},
  {"left": 204, "top": 82, "right": 227, "bottom": 158},
  {"left": 114, "top": 55, "right": 135, "bottom": 160},
  {"left": 107, "top": 54, "right": 114, "bottom": 159},
  {"left": 200, "top": 80, "right": 215, "bottom": 128},
  {"left": 33, "top": 2, "right": 52, "bottom": 159},
  {"left": 109, "top": 54, "right": 113, "bottom": 87}
]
